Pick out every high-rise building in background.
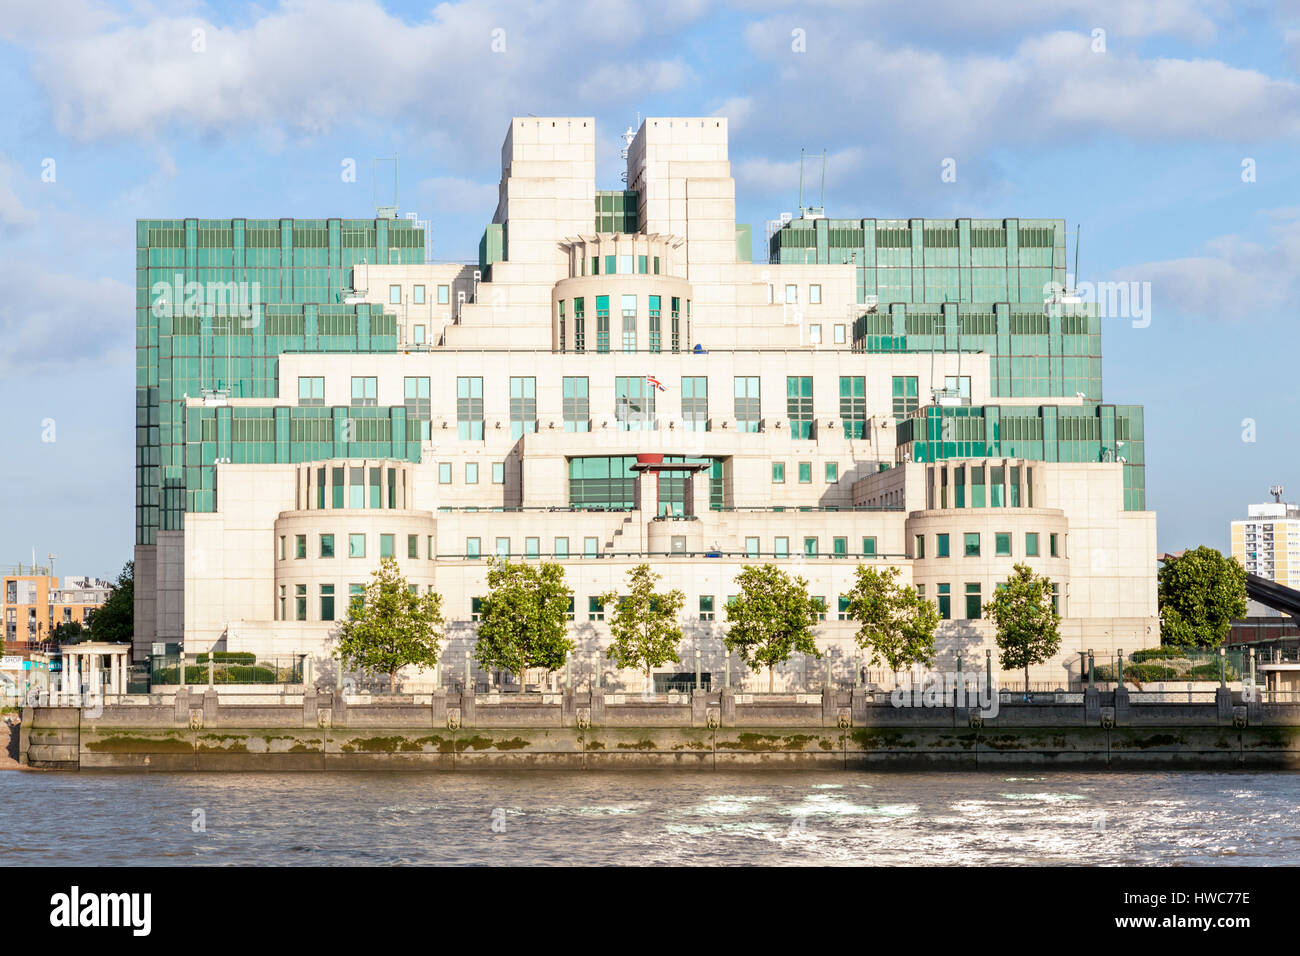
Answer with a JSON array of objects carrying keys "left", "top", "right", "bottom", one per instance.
[
  {"left": 132, "top": 116, "right": 1156, "bottom": 688},
  {"left": 1232, "top": 491, "right": 1300, "bottom": 592}
]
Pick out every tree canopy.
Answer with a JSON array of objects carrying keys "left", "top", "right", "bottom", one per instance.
[
  {"left": 986, "top": 563, "right": 1062, "bottom": 691},
  {"left": 473, "top": 559, "right": 574, "bottom": 691},
  {"left": 332, "top": 557, "right": 444, "bottom": 690},
  {"left": 723, "top": 564, "right": 821, "bottom": 692},
  {"left": 1158, "top": 546, "right": 1247, "bottom": 649},
  {"left": 599, "top": 564, "right": 685, "bottom": 681},
  {"left": 843, "top": 565, "right": 939, "bottom": 672},
  {"left": 86, "top": 561, "right": 134, "bottom": 644}
]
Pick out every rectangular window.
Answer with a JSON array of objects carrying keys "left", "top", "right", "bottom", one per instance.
[
  {"left": 671, "top": 296, "right": 681, "bottom": 352},
  {"left": 566, "top": 597, "right": 575, "bottom": 622},
  {"left": 295, "top": 584, "right": 307, "bottom": 621},
  {"left": 682, "top": 376, "right": 708, "bottom": 431},
  {"left": 492, "top": 462, "right": 505, "bottom": 484},
  {"left": 349, "top": 466, "right": 365, "bottom": 509},
  {"left": 278, "top": 535, "right": 286, "bottom": 561},
  {"left": 472, "top": 598, "right": 483, "bottom": 622},
  {"left": 297, "top": 376, "right": 325, "bottom": 406},
  {"left": 1050, "top": 533, "right": 1060, "bottom": 557},
  {"left": 465, "top": 462, "right": 479, "bottom": 484},
  {"left": 525, "top": 537, "right": 540, "bottom": 559},
  {"left": 965, "top": 583, "right": 982, "bottom": 620},
  {"left": 295, "top": 534, "right": 306, "bottom": 559},
  {"left": 745, "top": 536, "right": 760, "bottom": 558},
  {"left": 351, "top": 376, "right": 377, "bottom": 406},
  {"left": 995, "top": 532, "right": 1012, "bottom": 557},
  {"left": 428, "top": 535, "right": 434, "bottom": 560},
  {"left": 585, "top": 536, "right": 599, "bottom": 558},
  {"left": 408, "top": 534, "right": 419, "bottom": 559},
  {"left": 839, "top": 376, "right": 867, "bottom": 438},
  {"left": 937, "top": 533, "right": 950, "bottom": 557},
  {"left": 349, "top": 584, "right": 364, "bottom": 618},
  {"left": 734, "top": 376, "right": 761, "bottom": 432},
  {"left": 278, "top": 585, "right": 286, "bottom": 620},
  {"left": 554, "top": 537, "right": 569, "bottom": 559},
  {"left": 558, "top": 299, "right": 565, "bottom": 352},
  {"left": 615, "top": 376, "right": 655, "bottom": 431},
  {"left": 588, "top": 596, "right": 604, "bottom": 621},
  {"left": 349, "top": 533, "right": 365, "bottom": 558},
  {"left": 786, "top": 376, "right": 813, "bottom": 438},
  {"left": 833, "top": 324, "right": 846, "bottom": 344},
  {"left": 937, "top": 583, "right": 951, "bottom": 620},
  {"left": 637, "top": 254, "right": 648, "bottom": 274},
  {"left": 380, "top": 534, "right": 394, "bottom": 558},
  {"left": 389, "top": 284, "right": 401, "bottom": 304},
  {"left": 320, "top": 584, "right": 335, "bottom": 622},
  {"left": 810, "top": 284, "right": 822, "bottom": 304},
  {"left": 457, "top": 377, "right": 484, "bottom": 440},
  {"left": 438, "top": 285, "right": 450, "bottom": 305},
  {"left": 496, "top": 537, "right": 510, "bottom": 558},
  {"left": 509, "top": 376, "right": 537, "bottom": 439},
  {"left": 891, "top": 376, "right": 919, "bottom": 421},
  {"left": 833, "top": 537, "right": 847, "bottom": 558},
  {"left": 563, "top": 376, "right": 590, "bottom": 432},
  {"left": 642, "top": 294, "right": 659, "bottom": 359},
  {"left": 798, "top": 462, "right": 812, "bottom": 484},
  {"left": 810, "top": 324, "right": 822, "bottom": 345},
  {"left": 804, "top": 537, "right": 819, "bottom": 557},
  {"left": 332, "top": 467, "right": 344, "bottom": 509},
  {"left": 466, "top": 537, "right": 481, "bottom": 559},
  {"left": 838, "top": 595, "right": 851, "bottom": 620},
  {"left": 825, "top": 462, "right": 838, "bottom": 482},
  {"left": 438, "top": 462, "right": 452, "bottom": 484},
  {"left": 914, "top": 534, "right": 925, "bottom": 559},
  {"left": 573, "top": 296, "right": 585, "bottom": 352},
  {"left": 785, "top": 284, "right": 797, "bottom": 304},
  {"left": 964, "top": 532, "right": 980, "bottom": 557},
  {"left": 413, "top": 284, "right": 426, "bottom": 304},
  {"left": 319, "top": 534, "right": 334, "bottom": 559},
  {"left": 775, "top": 536, "right": 789, "bottom": 558},
  {"left": 812, "top": 597, "right": 827, "bottom": 621},
  {"left": 1025, "top": 532, "right": 1040, "bottom": 557},
  {"left": 772, "top": 462, "right": 785, "bottom": 483},
  {"left": 596, "top": 294, "right": 610, "bottom": 352},
  {"left": 621, "top": 293, "right": 637, "bottom": 353},
  {"left": 605, "top": 254, "right": 617, "bottom": 275},
  {"left": 862, "top": 536, "right": 877, "bottom": 557},
  {"left": 699, "top": 595, "right": 715, "bottom": 621}
]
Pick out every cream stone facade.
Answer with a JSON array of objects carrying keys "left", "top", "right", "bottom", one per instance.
[{"left": 136, "top": 116, "right": 1158, "bottom": 690}]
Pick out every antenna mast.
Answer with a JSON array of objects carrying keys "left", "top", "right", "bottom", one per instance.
[
  {"left": 798, "top": 148, "right": 805, "bottom": 213},
  {"left": 1073, "top": 224, "right": 1081, "bottom": 292}
]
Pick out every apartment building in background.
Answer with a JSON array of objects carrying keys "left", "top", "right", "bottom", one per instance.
[
  {"left": 131, "top": 115, "right": 1157, "bottom": 688},
  {"left": 3, "top": 565, "right": 112, "bottom": 647}
]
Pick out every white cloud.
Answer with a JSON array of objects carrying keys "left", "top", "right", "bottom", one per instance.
[
  {"left": 0, "top": 158, "right": 39, "bottom": 234},
  {"left": 0, "top": 263, "right": 133, "bottom": 373},
  {"left": 1113, "top": 212, "right": 1300, "bottom": 321}
]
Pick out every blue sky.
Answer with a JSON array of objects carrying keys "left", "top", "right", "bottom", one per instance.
[{"left": 1, "top": 0, "right": 1298, "bottom": 579}]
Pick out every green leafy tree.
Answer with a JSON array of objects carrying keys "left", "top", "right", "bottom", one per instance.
[
  {"left": 50, "top": 621, "right": 85, "bottom": 645},
  {"left": 599, "top": 564, "right": 685, "bottom": 683},
  {"left": 844, "top": 565, "right": 940, "bottom": 671},
  {"left": 333, "top": 557, "right": 445, "bottom": 691},
  {"left": 474, "top": 559, "right": 574, "bottom": 692},
  {"left": 1158, "top": 546, "right": 1247, "bottom": 649},
  {"left": 723, "top": 564, "right": 821, "bottom": 693},
  {"left": 986, "top": 563, "right": 1062, "bottom": 692},
  {"left": 86, "top": 561, "right": 134, "bottom": 644}
]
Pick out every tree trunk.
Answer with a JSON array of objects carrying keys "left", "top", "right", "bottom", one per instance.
[
  {"left": 1024, "top": 665, "right": 1030, "bottom": 695},
  {"left": 768, "top": 666, "right": 774, "bottom": 694}
]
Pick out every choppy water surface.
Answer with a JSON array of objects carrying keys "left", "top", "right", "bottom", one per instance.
[{"left": 3, "top": 771, "right": 1298, "bottom": 865}]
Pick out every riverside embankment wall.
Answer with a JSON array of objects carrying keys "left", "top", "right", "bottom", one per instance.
[{"left": 20, "top": 686, "right": 1300, "bottom": 770}]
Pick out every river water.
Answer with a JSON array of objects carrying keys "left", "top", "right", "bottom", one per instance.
[{"left": 3, "top": 770, "right": 1297, "bottom": 866}]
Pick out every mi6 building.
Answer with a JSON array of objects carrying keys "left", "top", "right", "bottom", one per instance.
[{"left": 133, "top": 116, "right": 1156, "bottom": 689}]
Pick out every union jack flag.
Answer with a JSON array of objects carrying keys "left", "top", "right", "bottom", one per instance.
[{"left": 645, "top": 375, "right": 666, "bottom": 392}]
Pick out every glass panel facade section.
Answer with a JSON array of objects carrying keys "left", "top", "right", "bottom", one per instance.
[
  {"left": 786, "top": 376, "right": 813, "bottom": 438},
  {"left": 621, "top": 294, "right": 637, "bottom": 352},
  {"left": 563, "top": 376, "right": 590, "bottom": 432},
  {"left": 839, "top": 376, "right": 866, "bottom": 438},
  {"left": 569, "top": 456, "right": 637, "bottom": 509},
  {"left": 509, "top": 376, "right": 537, "bottom": 439},
  {"left": 682, "top": 376, "right": 708, "bottom": 431},
  {"left": 596, "top": 295, "right": 610, "bottom": 353},
  {"left": 457, "top": 376, "right": 484, "bottom": 440},
  {"left": 615, "top": 377, "right": 655, "bottom": 431},
  {"left": 734, "top": 376, "right": 760, "bottom": 432}
]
